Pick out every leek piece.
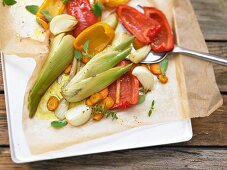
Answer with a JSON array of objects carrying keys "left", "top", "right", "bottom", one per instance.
[
  {"left": 129, "top": 45, "right": 151, "bottom": 63},
  {"left": 102, "top": 13, "right": 118, "bottom": 29},
  {"left": 62, "top": 64, "right": 132, "bottom": 102},
  {"left": 69, "top": 47, "right": 131, "bottom": 83},
  {"left": 28, "top": 33, "right": 75, "bottom": 118},
  {"left": 112, "top": 32, "right": 134, "bottom": 51}
]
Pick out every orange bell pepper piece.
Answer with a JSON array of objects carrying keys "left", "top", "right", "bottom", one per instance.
[
  {"left": 74, "top": 22, "right": 115, "bottom": 55},
  {"left": 36, "top": 0, "right": 65, "bottom": 30},
  {"left": 104, "top": 0, "right": 129, "bottom": 8}
]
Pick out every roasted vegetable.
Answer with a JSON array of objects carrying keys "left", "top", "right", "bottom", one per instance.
[
  {"left": 99, "top": 88, "right": 108, "bottom": 99},
  {"left": 86, "top": 88, "right": 109, "bottom": 106},
  {"left": 99, "top": 97, "right": 115, "bottom": 109},
  {"left": 66, "top": 0, "right": 97, "bottom": 37},
  {"left": 150, "top": 63, "right": 162, "bottom": 75},
  {"left": 132, "top": 66, "right": 154, "bottom": 92},
  {"left": 69, "top": 47, "right": 131, "bottom": 83},
  {"left": 158, "top": 74, "right": 168, "bottom": 84},
  {"left": 102, "top": 13, "right": 118, "bottom": 29},
  {"left": 62, "top": 64, "right": 132, "bottom": 102},
  {"left": 104, "top": 0, "right": 129, "bottom": 7},
  {"left": 55, "top": 99, "right": 69, "bottom": 120},
  {"left": 133, "top": 38, "right": 146, "bottom": 50},
  {"left": 108, "top": 61, "right": 139, "bottom": 109},
  {"left": 112, "top": 32, "right": 134, "bottom": 51},
  {"left": 28, "top": 33, "right": 75, "bottom": 118},
  {"left": 92, "top": 112, "right": 104, "bottom": 121},
  {"left": 129, "top": 45, "right": 151, "bottom": 64},
  {"left": 64, "top": 64, "right": 72, "bottom": 75},
  {"left": 36, "top": 0, "right": 65, "bottom": 29},
  {"left": 50, "top": 14, "right": 78, "bottom": 35},
  {"left": 47, "top": 96, "right": 59, "bottom": 111},
  {"left": 65, "top": 103, "right": 92, "bottom": 126},
  {"left": 74, "top": 22, "right": 115, "bottom": 55}
]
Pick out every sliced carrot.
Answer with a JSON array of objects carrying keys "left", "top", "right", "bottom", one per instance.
[
  {"left": 47, "top": 96, "right": 59, "bottom": 111},
  {"left": 64, "top": 64, "right": 72, "bottom": 75},
  {"left": 150, "top": 63, "right": 162, "bottom": 75},
  {"left": 92, "top": 112, "right": 104, "bottom": 121},
  {"left": 158, "top": 74, "right": 168, "bottom": 84},
  {"left": 82, "top": 56, "right": 91, "bottom": 64}
]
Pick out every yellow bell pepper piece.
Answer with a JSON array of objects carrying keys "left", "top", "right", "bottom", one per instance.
[
  {"left": 36, "top": 0, "right": 65, "bottom": 29},
  {"left": 74, "top": 22, "right": 115, "bottom": 55},
  {"left": 104, "top": 0, "right": 129, "bottom": 8}
]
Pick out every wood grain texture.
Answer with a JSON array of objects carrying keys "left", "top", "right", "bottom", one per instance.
[
  {"left": 186, "top": 95, "right": 227, "bottom": 146},
  {"left": 0, "top": 57, "right": 4, "bottom": 92},
  {"left": 209, "top": 42, "right": 227, "bottom": 92},
  {"left": 0, "top": 147, "right": 226, "bottom": 169},
  {"left": 0, "top": 95, "right": 8, "bottom": 146},
  {"left": 191, "top": 0, "right": 227, "bottom": 41}
]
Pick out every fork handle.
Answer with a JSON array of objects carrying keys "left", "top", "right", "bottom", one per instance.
[{"left": 173, "top": 45, "right": 227, "bottom": 66}]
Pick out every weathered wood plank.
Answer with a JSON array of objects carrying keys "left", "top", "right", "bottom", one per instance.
[
  {"left": 0, "top": 94, "right": 227, "bottom": 146},
  {"left": 0, "top": 57, "right": 4, "bottom": 92},
  {"left": 191, "top": 0, "right": 227, "bottom": 41},
  {"left": 0, "top": 147, "right": 226, "bottom": 169},
  {"left": 208, "top": 42, "right": 227, "bottom": 92},
  {"left": 0, "top": 95, "right": 8, "bottom": 146},
  {"left": 185, "top": 95, "right": 227, "bottom": 146}
]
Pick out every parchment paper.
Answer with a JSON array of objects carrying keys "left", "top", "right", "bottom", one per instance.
[
  {"left": 0, "top": 0, "right": 223, "bottom": 154},
  {"left": 0, "top": 0, "right": 49, "bottom": 57},
  {"left": 173, "top": 0, "right": 223, "bottom": 118}
]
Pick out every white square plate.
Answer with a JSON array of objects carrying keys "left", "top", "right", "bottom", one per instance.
[{"left": 2, "top": 54, "right": 192, "bottom": 163}]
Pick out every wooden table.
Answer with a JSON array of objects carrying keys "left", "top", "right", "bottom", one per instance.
[{"left": 0, "top": 0, "right": 227, "bottom": 169}]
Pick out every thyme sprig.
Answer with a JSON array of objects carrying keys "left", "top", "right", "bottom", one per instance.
[
  {"left": 92, "top": 105, "right": 118, "bottom": 120},
  {"left": 148, "top": 100, "right": 155, "bottom": 117}
]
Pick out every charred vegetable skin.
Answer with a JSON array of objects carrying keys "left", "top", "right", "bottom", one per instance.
[{"left": 28, "top": 34, "right": 75, "bottom": 118}]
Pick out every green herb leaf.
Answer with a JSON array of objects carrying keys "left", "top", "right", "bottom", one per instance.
[
  {"left": 83, "top": 40, "right": 90, "bottom": 54},
  {"left": 51, "top": 120, "right": 68, "bottom": 129},
  {"left": 74, "top": 50, "right": 82, "bottom": 60},
  {"left": 25, "top": 5, "right": 39, "bottom": 15},
  {"left": 160, "top": 59, "right": 168, "bottom": 75},
  {"left": 138, "top": 95, "right": 146, "bottom": 105},
  {"left": 91, "top": 2, "right": 104, "bottom": 16},
  {"left": 81, "top": 40, "right": 93, "bottom": 58},
  {"left": 3, "top": 0, "right": 16, "bottom": 6},
  {"left": 148, "top": 100, "right": 155, "bottom": 117},
  {"left": 61, "top": 0, "right": 68, "bottom": 4},
  {"left": 41, "top": 9, "right": 53, "bottom": 22}
]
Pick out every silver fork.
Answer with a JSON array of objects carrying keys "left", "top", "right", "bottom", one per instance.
[{"left": 128, "top": 45, "right": 227, "bottom": 66}]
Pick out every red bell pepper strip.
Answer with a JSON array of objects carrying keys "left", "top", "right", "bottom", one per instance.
[
  {"left": 66, "top": 0, "right": 97, "bottom": 37},
  {"left": 116, "top": 5, "right": 161, "bottom": 44},
  {"left": 143, "top": 7, "right": 174, "bottom": 52},
  {"left": 108, "top": 61, "right": 139, "bottom": 109}
]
